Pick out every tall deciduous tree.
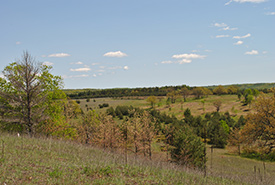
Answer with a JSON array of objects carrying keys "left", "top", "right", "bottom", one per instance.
[
  {"left": 241, "top": 94, "right": 275, "bottom": 154},
  {"left": 213, "top": 100, "right": 222, "bottom": 112},
  {"left": 146, "top": 96, "right": 157, "bottom": 108},
  {"left": 0, "top": 51, "right": 63, "bottom": 136},
  {"left": 180, "top": 87, "right": 190, "bottom": 102},
  {"left": 213, "top": 85, "right": 227, "bottom": 95}
]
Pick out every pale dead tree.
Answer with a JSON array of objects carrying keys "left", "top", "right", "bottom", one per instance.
[{"left": 0, "top": 51, "right": 63, "bottom": 136}]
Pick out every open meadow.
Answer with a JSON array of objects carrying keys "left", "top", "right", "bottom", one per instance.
[
  {"left": 77, "top": 94, "right": 251, "bottom": 119},
  {"left": 1, "top": 133, "right": 275, "bottom": 184}
]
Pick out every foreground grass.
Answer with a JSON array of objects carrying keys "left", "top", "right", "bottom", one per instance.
[
  {"left": 0, "top": 133, "right": 243, "bottom": 185},
  {"left": 206, "top": 146, "right": 275, "bottom": 185}
]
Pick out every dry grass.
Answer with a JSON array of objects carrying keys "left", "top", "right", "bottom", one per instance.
[
  {"left": 153, "top": 95, "right": 251, "bottom": 119},
  {"left": 77, "top": 97, "right": 149, "bottom": 113},
  {"left": 0, "top": 132, "right": 248, "bottom": 185},
  {"left": 76, "top": 95, "right": 251, "bottom": 119},
  {"left": 206, "top": 145, "right": 275, "bottom": 184}
]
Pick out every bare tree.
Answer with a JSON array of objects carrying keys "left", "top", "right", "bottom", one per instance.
[{"left": 0, "top": 51, "right": 63, "bottom": 136}]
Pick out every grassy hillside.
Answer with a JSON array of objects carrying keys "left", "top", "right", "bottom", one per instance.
[
  {"left": 1, "top": 133, "right": 274, "bottom": 184},
  {"left": 0, "top": 132, "right": 264, "bottom": 185},
  {"left": 77, "top": 94, "right": 251, "bottom": 119}
]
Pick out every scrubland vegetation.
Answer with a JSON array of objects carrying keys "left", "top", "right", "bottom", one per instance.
[{"left": 1, "top": 52, "right": 275, "bottom": 184}]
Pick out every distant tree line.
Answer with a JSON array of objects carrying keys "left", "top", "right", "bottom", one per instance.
[
  {"left": 66, "top": 84, "right": 272, "bottom": 100},
  {"left": 67, "top": 85, "right": 188, "bottom": 99}
]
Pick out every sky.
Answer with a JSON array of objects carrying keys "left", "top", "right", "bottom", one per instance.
[{"left": 0, "top": 0, "right": 274, "bottom": 89}]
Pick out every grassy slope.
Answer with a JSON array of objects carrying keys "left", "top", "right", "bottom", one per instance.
[
  {"left": 78, "top": 95, "right": 251, "bottom": 119},
  {"left": 206, "top": 145, "right": 275, "bottom": 184},
  {"left": 0, "top": 133, "right": 246, "bottom": 185}
]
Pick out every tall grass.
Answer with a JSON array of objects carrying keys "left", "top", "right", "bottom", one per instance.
[{"left": 0, "top": 132, "right": 247, "bottom": 185}]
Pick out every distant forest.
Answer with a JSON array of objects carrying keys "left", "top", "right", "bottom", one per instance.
[{"left": 64, "top": 83, "right": 275, "bottom": 99}]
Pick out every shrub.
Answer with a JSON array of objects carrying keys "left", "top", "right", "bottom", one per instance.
[{"left": 171, "top": 127, "right": 206, "bottom": 169}]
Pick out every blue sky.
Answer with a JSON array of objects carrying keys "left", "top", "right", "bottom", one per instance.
[{"left": 0, "top": 0, "right": 274, "bottom": 89}]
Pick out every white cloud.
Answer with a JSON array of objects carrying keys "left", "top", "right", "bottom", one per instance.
[
  {"left": 172, "top": 53, "right": 206, "bottom": 59},
  {"left": 91, "top": 63, "right": 99, "bottom": 66},
  {"left": 221, "top": 27, "right": 238, "bottom": 31},
  {"left": 234, "top": 41, "right": 244, "bottom": 45},
  {"left": 245, "top": 50, "right": 259, "bottom": 55},
  {"left": 226, "top": 0, "right": 267, "bottom": 5},
  {"left": 266, "top": 12, "right": 275, "bottom": 15},
  {"left": 162, "top": 53, "right": 206, "bottom": 65},
  {"left": 78, "top": 74, "right": 89, "bottom": 77},
  {"left": 76, "top": 61, "right": 83, "bottom": 65},
  {"left": 263, "top": 51, "right": 268, "bottom": 54},
  {"left": 16, "top": 41, "right": 21, "bottom": 45},
  {"left": 103, "top": 51, "right": 128, "bottom": 58},
  {"left": 93, "top": 74, "right": 97, "bottom": 77},
  {"left": 63, "top": 74, "right": 89, "bottom": 79},
  {"left": 99, "top": 66, "right": 105, "bottom": 69},
  {"left": 161, "top": 59, "right": 192, "bottom": 65},
  {"left": 161, "top": 61, "right": 173, "bottom": 64},
  {"left": 177, "top": 59, "right": 192, "bottom": 64},
  {"left": 214, "top": 23, "right": 227, "bottom": 27},
  {"left": 213, "top": 22, "right": 237, "bottom": 31},
  {"left": 234, "top": 0, "right": 267, "bottom": 3},
  {"left": 43, "top": 61, "right": 54, "bottom": 66},
  {"left": 70, "top": 61, "right": 84, "bottom": 65},
  {"left": 70, "top": 67, "right": 91, "bottom": 72},
  {"left": 216, "top": 35, "right": 230, "bottom": 38},
  {"left": 225, "top": 0, "right": 233, "bottom": 5},
  {"left": 48, "top": 53, "right": 71, "bottom": 58},
  {"left": 108, "top": 66, "right": 122, "bottom": 70},
  {"left": 123, "top": 66, "right": 129, "bottom": 70},
  {"left": 233, "top": 33, "right": 251, "bottom": 39}
]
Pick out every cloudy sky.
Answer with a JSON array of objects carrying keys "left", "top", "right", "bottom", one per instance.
[{"left": 0, "top": 0, "right": 274, "bottom": 89}]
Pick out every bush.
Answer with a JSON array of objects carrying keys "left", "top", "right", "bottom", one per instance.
[
  {"left": 241, "top": 145, "right": 275, "bottom": 162},
  {"left": 98, "top": 103, "right": 109, "bottom": 109},
  {"left": 171, "top": 127, "right": 206, "bottom": 169}
]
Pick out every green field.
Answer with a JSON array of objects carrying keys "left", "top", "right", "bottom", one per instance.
[
  {"left": 77, "top": 94, "right": 251, "bottom": 119},
  {"left": 1, "top": 133, "right": 274, "bottom": 184}
]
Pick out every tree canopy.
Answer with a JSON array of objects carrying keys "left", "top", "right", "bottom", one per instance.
[{"left": 241, "top": 94, "right": 275, "bottom": 154}]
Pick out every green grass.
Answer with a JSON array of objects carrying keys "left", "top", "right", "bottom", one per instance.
[
  {"left": 0, "top": 132, "right": 254, "bottom": 185},
  {"left": 152, "top": 94, "right": 251, "bottom": 119},
  {"left": 76, "top": 94, "right": 251, "bottom": 119},
  {"left": 206, "top": 145, "right": 275, "bottom": 184},
  {"left": 77, "top": 97, "right": 149, "bottom": 113}
]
